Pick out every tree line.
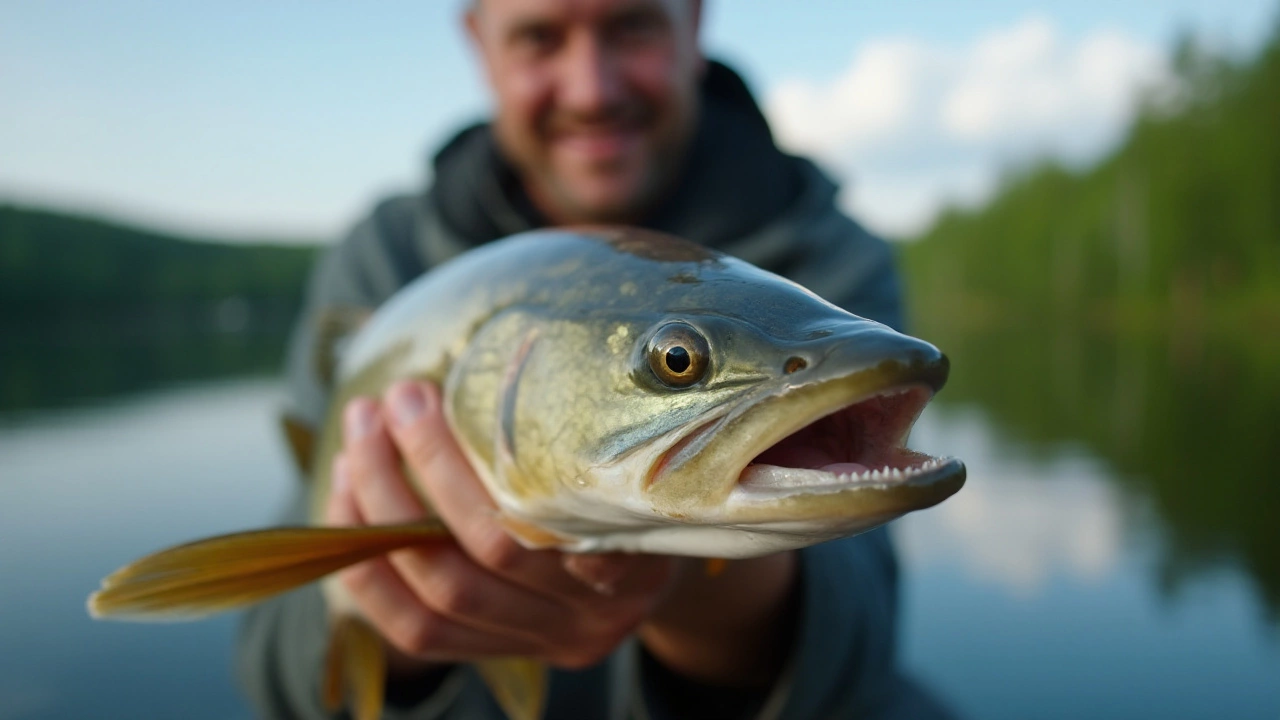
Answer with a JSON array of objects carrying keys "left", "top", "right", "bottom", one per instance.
[{"left": 902, "top": 20, "right": 1280, "bottom": 336}]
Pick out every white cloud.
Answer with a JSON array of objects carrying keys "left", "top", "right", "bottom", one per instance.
[{"left": 764, "top": 16, "right": 1170, "bottom": 237}]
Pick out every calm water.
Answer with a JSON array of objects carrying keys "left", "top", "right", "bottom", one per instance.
[{"left": 1, "top": 330, "right": 1277, "bottom": 719}]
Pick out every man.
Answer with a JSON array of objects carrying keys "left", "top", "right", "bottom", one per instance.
[{"left": 239, "top": 1, "right": 953, "bottom": 718}]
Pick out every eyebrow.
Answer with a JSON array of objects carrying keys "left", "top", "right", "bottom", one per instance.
[
  {"left": 502, "top": 14, "right": 559, "bottom": 44},
  {"left": 497, "top": 0, "right": 671, "bottom": 45}
]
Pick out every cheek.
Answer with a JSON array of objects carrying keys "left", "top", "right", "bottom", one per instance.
[{"left": 623, "top": 43, "right": 689, "bottom": 104}]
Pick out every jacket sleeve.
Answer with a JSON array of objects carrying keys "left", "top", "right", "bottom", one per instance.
[{"left": 770, "top": 531, "right": 955, "bottom": 720}]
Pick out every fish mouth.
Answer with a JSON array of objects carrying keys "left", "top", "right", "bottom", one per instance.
[
  {"left": 644, "top": 348, "right": 965, "bottom": 528},
  {"left": 637, "top": 317, "right": 967, "bottom": 536},
  {"left": 734, "top": 383, "right": 964, "bottom": 501}
]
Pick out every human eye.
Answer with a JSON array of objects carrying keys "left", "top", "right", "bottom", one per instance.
[
  {"left": 607, "top": 7, "right": 667, "bottom": 46},
  {"left": 509, "top": 21, "right": 562, "bottom": 57}
]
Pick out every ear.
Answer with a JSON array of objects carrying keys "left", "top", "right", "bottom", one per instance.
[
  {"left": 463, "top": 4, "right": 484, "bottom": 53},
  {"left": 463, "top": 3, "right": 501, "bottom": 86},
  {"left": 687, "top": 0, "right": 707, "bottom": 77}
]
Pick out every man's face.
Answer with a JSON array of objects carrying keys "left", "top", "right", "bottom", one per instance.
[{"left": 467, "top": 0, "right": 704, "bottom": 224}]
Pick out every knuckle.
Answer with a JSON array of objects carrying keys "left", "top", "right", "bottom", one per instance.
[
  {"left": 340, "top": 562, "right": 380, "bottom": 598},
  {"left": 397, "top": 423, "right": 443, "bottom": 468},
  {"left": 472, "top": 525, "right": 523, "bottom": 574},
  {"left": 392, "top": 611, "right": 444, "bottom": 656},
  {"left": 551, "top": 625, "right": 628, "bottom": 670},
  {"left": 427, "top": 576, "right": 483, "bottom": 618}
]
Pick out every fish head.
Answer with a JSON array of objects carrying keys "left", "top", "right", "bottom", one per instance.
[{"left": 451, "top": 229, "right": 965, "bottom": 557}]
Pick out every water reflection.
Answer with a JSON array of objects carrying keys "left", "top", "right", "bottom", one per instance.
[
  {"left": 897, "top": 403, "right": 1280, "bottom": 720},
  {"left": 0, "top": 307, "right": 295, "bottom": 415},
  {"left": 913, "top": 323, "right": 1280, "bottom": 618},
  {"left": 0, "top": 379, "right": 295, "bottom": 720},
  {"left": 900, "top": 406, "right": 1129, "bottom": 597},
  {"left": 1, "top": 323, "right": 1277, "bottom": 719}
]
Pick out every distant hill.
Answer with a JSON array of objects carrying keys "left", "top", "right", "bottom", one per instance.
[
  {"left": 902, "top": 21, "right": 1280, "bottom": 335},
  {"left": 0, "top": 204, "right": 321, "bottom": 311},
  {"left": 0, "top": 205, "right": 325, "bottom": 412}
]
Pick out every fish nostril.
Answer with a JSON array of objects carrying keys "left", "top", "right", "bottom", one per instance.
[{"left": 783, "top": 356, "right": 808, "bottom": 374}]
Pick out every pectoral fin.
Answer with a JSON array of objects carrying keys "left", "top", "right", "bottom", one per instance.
[
  {"left": 475, "top": 657, "right": 548, "bottom": 720},
  {"left": 88, "top": 523, "right": 449, "bottom": 620}
]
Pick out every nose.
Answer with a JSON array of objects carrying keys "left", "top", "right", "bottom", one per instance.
[{"left": 560, "top": 33, "right": 625, "bottom": 116}]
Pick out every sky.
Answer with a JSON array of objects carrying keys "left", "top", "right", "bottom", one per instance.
[{"left": 1, "top": 1, "right": 1276, "bottom": 242}]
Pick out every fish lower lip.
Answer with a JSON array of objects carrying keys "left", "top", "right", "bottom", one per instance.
[
  {"left": 738, "top": 455, "right": 962, "bottom": 495},
  {"left": 736, "top": 384, "right": 945, "bottom": 493}
]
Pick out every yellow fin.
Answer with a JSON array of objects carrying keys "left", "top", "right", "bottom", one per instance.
[
  {"left": 280, "top": 413, "right": 318, "bottom": 475},
  {"left": 324, "top": 615, "right": 387, "bottom": 720},
  {"left": 88, "top": 523, "right": 449, "bottom": 620},
  {"left": 475, "top": 657, "right": 548, "bottom": 720}
]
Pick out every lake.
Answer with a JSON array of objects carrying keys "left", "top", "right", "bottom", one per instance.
[{"left": 0, "top": 326, "right": 1277, "bottom": 719}]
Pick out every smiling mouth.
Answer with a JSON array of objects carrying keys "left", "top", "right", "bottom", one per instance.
[{"left": 736, "top": 384, "right": 963, "bottom": 497}]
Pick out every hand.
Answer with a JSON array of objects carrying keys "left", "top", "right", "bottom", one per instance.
[{"left": 326, "top": 380, "right": 680, "bottom": 674}]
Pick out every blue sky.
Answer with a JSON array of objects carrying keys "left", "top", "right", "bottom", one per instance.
[{"left": 1, "top": 1, "right": 1275, "bottom": 240}]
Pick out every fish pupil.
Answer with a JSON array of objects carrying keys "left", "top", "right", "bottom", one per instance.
[{"left": 666, "top": 347, "right": 691, "bottom": 373}]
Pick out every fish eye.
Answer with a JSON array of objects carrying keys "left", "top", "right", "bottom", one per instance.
[{"left": 646, "top": 322, "right": 710, "bottom": 388}]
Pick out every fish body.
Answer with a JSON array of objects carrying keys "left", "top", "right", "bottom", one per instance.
[{"left": 89, "top": 227, "right": 965, "bottom": 719}]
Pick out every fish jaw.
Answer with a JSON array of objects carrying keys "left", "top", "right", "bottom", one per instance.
[{"left": 635, "top": 331, "right": 965, "bottom": 555}]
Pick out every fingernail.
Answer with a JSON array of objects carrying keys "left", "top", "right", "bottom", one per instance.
[
  {"left": 388, "top": 382, "right": 429, "bottom": 426},
  {"left": 344, "top": 399, "right": 378, "bottom": 440},
  {"left": 564, "top": 554, "right": 627, "bottom": 596}
]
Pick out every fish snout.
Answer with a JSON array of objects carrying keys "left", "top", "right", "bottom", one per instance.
[{"left": 793, "top": 325, "right": 949, "bottom": 393}]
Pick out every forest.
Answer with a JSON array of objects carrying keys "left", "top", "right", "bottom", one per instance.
[
  {"left": 900, "top": 23, "right": 1280, "bottom": 616},
  {"left": 902, "top": 24, "right": 1280, "bottom": 334},
  {"left": 0, "top": 206, "right": 319, "bottom": 411}
]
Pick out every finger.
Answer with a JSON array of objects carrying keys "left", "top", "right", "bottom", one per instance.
[
  {"left": 382, "top": 381, "right": 612, "bottom": 602},
  {"left": 325, "top": 454, "right": 361, "bottom": 527},
  {"left": 563, "top": 552, "right": 678, "bottom": 598},
  {"left": 343, "top": 397, "right": 430, "bottom": 524},
  {"left": 343, "top": 393, "right": 623, "bottom": 648},
  {"left": 339, "top": 555, "right": 543, "bottom": 662},
  {"left": 386, "top": 541, "right": 606, "bottom": 650}
]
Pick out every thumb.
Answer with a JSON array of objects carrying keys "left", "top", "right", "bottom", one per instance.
[{"left": 382, "top": 381, "right": 484, "bottom": 503}]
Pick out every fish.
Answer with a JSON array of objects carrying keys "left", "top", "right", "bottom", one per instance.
[{"left": 88, "top": 227, "right": 966, "bottom": 720}]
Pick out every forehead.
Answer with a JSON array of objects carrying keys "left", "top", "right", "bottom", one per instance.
[{"left": 476, "top": 0, "right": 686, "bottom": 25}]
